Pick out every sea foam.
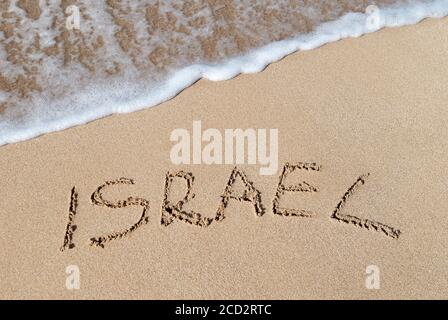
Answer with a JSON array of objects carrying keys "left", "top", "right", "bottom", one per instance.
[{"left": 0, "top": 0, "right": 447, "bottom": 146}]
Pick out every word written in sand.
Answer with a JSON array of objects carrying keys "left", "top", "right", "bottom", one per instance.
[
  {"left": 170, "top": 121, "right": 278, "bottom": 175},
  {"left": 60, "top": 162, "right": 401, "bottom": 251}
]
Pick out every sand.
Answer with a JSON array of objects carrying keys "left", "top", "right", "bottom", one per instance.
[{"left": 1, "top": 17, "right": 447, "bottom": 299}]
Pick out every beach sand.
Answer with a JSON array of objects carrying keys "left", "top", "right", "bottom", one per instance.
[{"left": 1, "top": 17, "right": 447, "bottom": 299}]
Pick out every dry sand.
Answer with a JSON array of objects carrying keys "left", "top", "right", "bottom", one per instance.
[{"left": 1, "top": 17, "right": 448, "bottom": 299}]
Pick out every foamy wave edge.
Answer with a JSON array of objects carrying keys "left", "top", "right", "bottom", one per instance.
[{"left": 1, "top": 0, "right": 448, "bottom": 146}]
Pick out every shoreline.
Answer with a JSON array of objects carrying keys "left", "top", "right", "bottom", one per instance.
[
  {"left": 2, "top": 1, "right": 448, "bottom": 146},
  {"left": 1, "top": 18, "right": 448, "bottom": 299}
]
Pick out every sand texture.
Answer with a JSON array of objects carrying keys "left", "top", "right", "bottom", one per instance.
[{"left": 1, "top": 18, "right": 448, "bottom": 299}]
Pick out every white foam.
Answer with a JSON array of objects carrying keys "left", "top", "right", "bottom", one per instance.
[{"left": 1, "top": 0, "right": 448, "bottom": 146}]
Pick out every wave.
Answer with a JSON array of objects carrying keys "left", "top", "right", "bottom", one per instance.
[{"left": 0, "top": 0, "right": 447, "bottom": 146}]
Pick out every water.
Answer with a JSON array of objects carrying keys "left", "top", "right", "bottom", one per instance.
[{"left": 0, "top": 0, "right": 447, "bottom": 146}]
